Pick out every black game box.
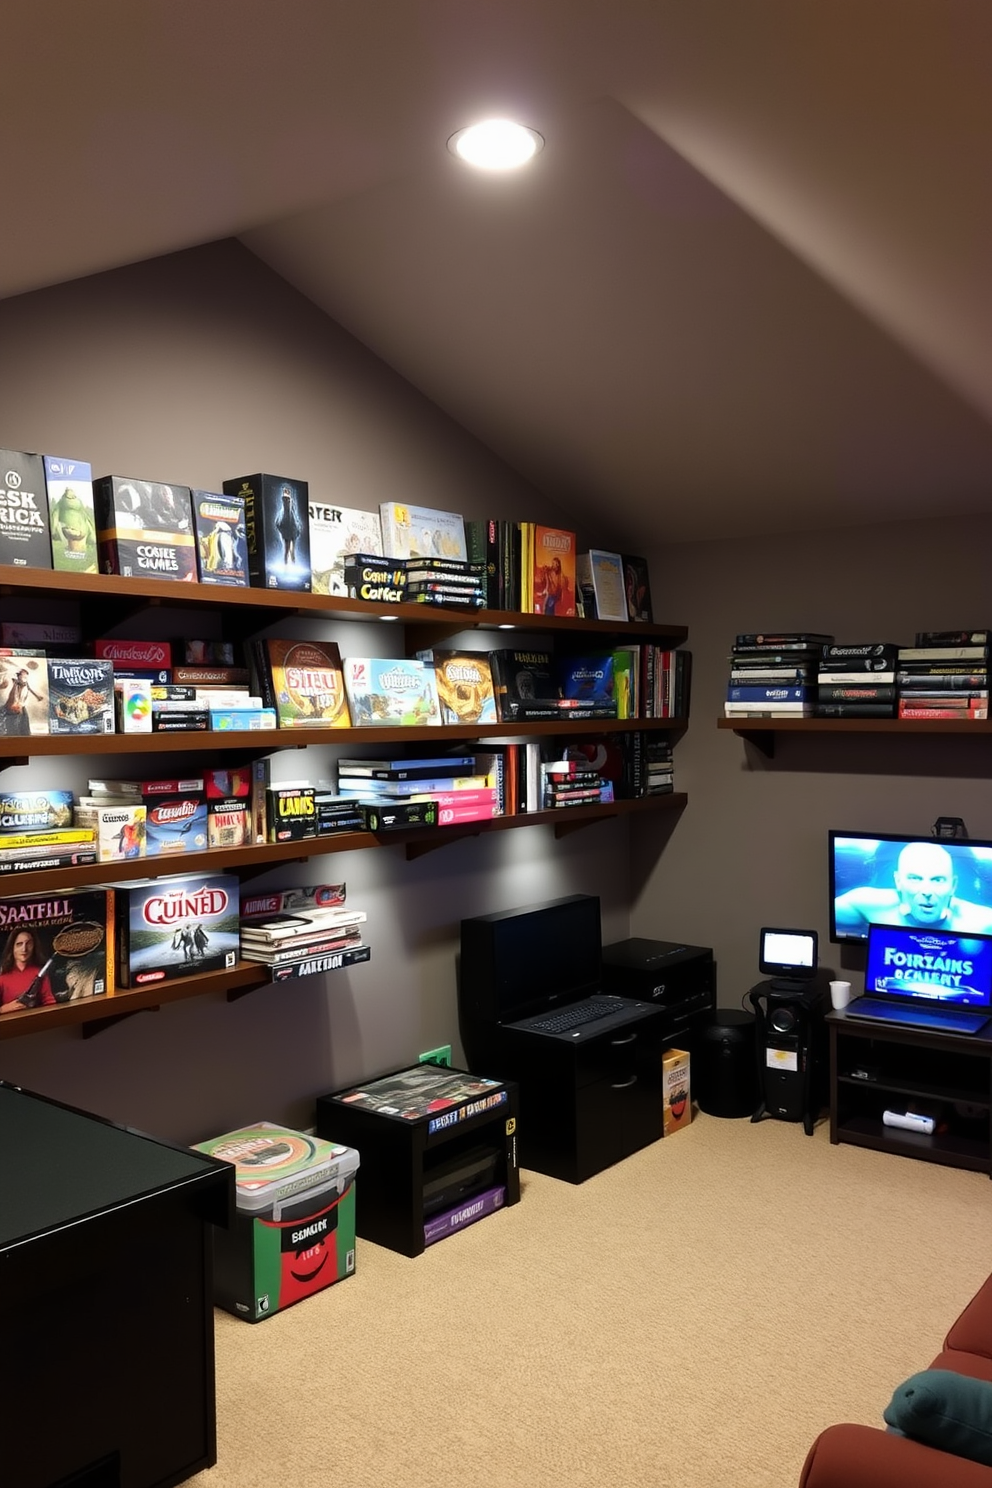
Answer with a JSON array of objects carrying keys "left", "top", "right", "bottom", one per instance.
[
  {"left": 0, "top": 449, "right": 53, "bottom": 569},
  {"left": 93, "top": 476, "right": 197, "bottom": 581},
  {"left": 222, "top": 473, "right": 311, "bottom": 591}
]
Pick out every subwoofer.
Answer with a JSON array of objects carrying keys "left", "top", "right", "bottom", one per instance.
[{"left": 694, "top": 1009, "right": 759, "bottom": 1118}]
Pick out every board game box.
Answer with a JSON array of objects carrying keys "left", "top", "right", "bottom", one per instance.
[
  {"left": 341, "top": 555, "right": 407, "bottom": 604},
  {"left": 74, "top": 798, "right": 147, "bottom": 860},
  {"left": 43, "top": 455, "right": 97, "bottom": 573},
  {"left": 420, "top": 650, "right": 496, "bottom": 725},
  {"left": 115, "top": 872, "right": 240, "bottom": 986},
  {"left": 0, "top": 651, "right": 49, "bottom": 736},
  {"left": 0, "top": 888, "right": 114, "bottom": 1009},
  {"left": 378, "top": 502, "right": 467, "bottom": 562},
  {"left": 263, "top": 639, "right": 350, "bottom": 728},
  {"left": 222, "top": 472, "right": 311, "bottom": 591},
  {"left": 207, "top": 797, "right": 250, "bottom": 848},
  {"left": 0, "top": 790, "right": 74, "bottom": 833},
  {"left": 309, "top": 502, "right": 383, "bottom": 595},
  {"left": 266, "top": 785, "right": 318, "bottom": 842},
  {"left": 92, "top": 476, "right": 197, "bottom": 580},
  {"left": 342, "top": 657, "right": 440, "bottom": 727},
  {"left": 48, "top": 657, "right": 115, "bottom": 735},
  {"left": 141, "top": 794, "right": 208, "bottom": 856},
  {"left": 0, "top": 449, "right": 53, "bottom": 569},
  {"left": 489, "top": 649, "right": 561, "bottom": 721},
  {"left": 191, "top": 489, "right": 249, "bottom": 586}
]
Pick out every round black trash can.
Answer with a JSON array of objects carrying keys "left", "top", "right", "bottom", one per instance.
[{"left": 694, "top": 1009, "right": 759, "bottom": 1118}]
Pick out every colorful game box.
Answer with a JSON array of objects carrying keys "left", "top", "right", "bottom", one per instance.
[
  {"left": 422, "top": 650, "right": 497, "bottom": 725},
  {"left": 0, "top": 449, "right": 53, "bottom": 569},
  {"left": 222, "top": 472, "right": 311, "bottom": 591},
  {"left": 0, "top": 650, "right": 49, "bottom": 737},
  {"left": 264, "top": 638, "right": 350, "bottom": 728},
  {"left": 115, "top": 872, "right": 240, "bottom": 987},
  {"left": 342, "top": 555, "right": 407, "bottom": 604},
  {"left": 0, "top": 888, "right": 114, "bottom": 1010},
  {"left": 43, "top": 455, "right": 97, "bottom": 573},
  {"left": 266, "top": 785, "right": 317, "bottom": 842},
  {"left": 662, "top": 1047, "right": 691, "bottom": 1135},
  {"left": 0, "top": 790, "right": 74, "bottom": 833},
  {"left": 92, "top": 475, "right": 197, "bottom": 581},
  {"left": 191, "top": 488, "right": 248, "bottom": 586},
  {"left": 378, "top": 502, "right": 467, "bottom": 562},
  {"left": 192, "top": 1123, "right": 359, "bottom": 1322},
  {"left": 207, "top": 797, "right": 250, "bottom": 848},
  {"left": 531, "top": 525, "right": 576, "bottom": 616},
  {"left": 48, "top": 657, "right": 115, "bottom": 735},
  {"left": 342, "top": 657, "right": 440, "bottom": 727},
  {"left": 141, "top": 793, "right": 208, "bottom": 857},
  {"left": 309, "top": 502, "right": 383, "bottom": 595},
  {"left": 74, "top": 798, "right": 147, "bottom": 861}
]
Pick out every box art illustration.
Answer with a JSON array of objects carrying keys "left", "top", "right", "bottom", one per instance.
[
  {"left": 266, "top": 639, "right": 350, "bottom": 728},
  {"left": 426, "top": 650, "right": 497, "bottom": 725},
  {"left": 142, "top": 794, "right": 208, "bottom": 856},
  {"left": 48, "top": 657, "right": 115, "bottom": 734},
  {"left": 309, "top": 502, "right": 383, "bottom": 595},
  {"left": 0, "top": 651, "right": 49, "bottom": 736},
  {"left": 191, "top": 489, "right": 248, "bottom": 586},
  {"left": 0, "top": 888, "right": 113, "bottom": 1010},
  {"left": 0, "top": 790, "right": 74, "bottom": 833},
  {"left": 116, "top": 873, "right": 240, "bottom": 987},
  {"left": 378, "top": 502, "right": 467, "bottom": 562},
  {"left": 531, "top": 525, "right": 576, "bottom": 616},
  {"left": 0, "top": 449, "right": 53, "bottom": 569},
  {"left": 222, "top": 473, "right": 311, "bottom": 591},
  {"left": 93, "top": 476, "right": 197, "bottom": 580},
  {"left": 43, "top": 455, "right": 97, "bottom": 573},
  {"left": 342, "top": 657, "right": 440, "bottom": 727}
]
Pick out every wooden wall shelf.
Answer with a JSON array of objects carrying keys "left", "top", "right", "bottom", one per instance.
[{"left": 718, "top": 715, "right": 992, "bottom": 758}]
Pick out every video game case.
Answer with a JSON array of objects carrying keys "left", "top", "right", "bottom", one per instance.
[
  {"left": 360, "top": 800, "right": 438, "bottom": 831},
  {"left": 816, "top": 684, "right": 897, "bottom": 702},
  {"left": 44, "top": 455, "right": 97, "bottom": 573},
  {"left": 152, "top": 708, "right": 210, "bottom": 731},
  {"left": 0, "top": 850, "right": 99, "bottom": 875},
  {"left": 268, "top": 944, "right": 371, "bottom": 981},
  {"left": 0, "top": 449, "right": 53, "bottom": 569},
  {"left": 93, "top": 476, "right": 196, "bottom": 580},
  {"left": 897, "top": 673, "right": 988, "bottom": 689},
  {"left": 914, "top": 630, "right": 991, "bottom": 646},
  {"left": 409, "top": 592, "right": 486, "bottom": 608},
  {"left": 190, "top": 489, "right": 248, "bottom": 586},
  {"left": 814, "top": 703, "right": 898, "bottom": 717},
  {"left": 222, "top": 472, "right": 311, "bottom": 591}
]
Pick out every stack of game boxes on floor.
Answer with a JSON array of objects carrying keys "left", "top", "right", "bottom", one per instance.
[
  {"left": 724, "top": 633, "right": 833, "bottom": 717},
  {"left": 896, "top": 630, "right": 990, "bottom": 720},
  {"left": 814, "top": 642, "right": 899, "bottom": 717},
  {"left": 239, "top": 884, "right": 370, "bottom": 981}
]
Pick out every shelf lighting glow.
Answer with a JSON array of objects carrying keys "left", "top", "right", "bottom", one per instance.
[{"left": 447, "top": 119, "right": 544, "bottom": 171}]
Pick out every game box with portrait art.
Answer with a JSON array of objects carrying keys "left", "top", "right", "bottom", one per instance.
[
  {"left": 191, "top": 488, "right": 248, "bottom": 586},
  {"left": 114, "top": 872, "right": 240, "bottom": 987},
  {"left": 222, "top": 472, "right": 311, "bottom": 591},
  {"left": 0, "top": 888, "right": 114, "bottom": 1010}
]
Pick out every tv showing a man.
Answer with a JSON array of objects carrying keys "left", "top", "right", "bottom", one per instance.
[{"left": 834, "top": 840, "right": 992, "bottom": 936}]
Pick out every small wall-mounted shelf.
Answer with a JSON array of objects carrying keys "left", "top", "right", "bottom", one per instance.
[{"left": 717, "top": 716, "right": 992, "bottom": 759}]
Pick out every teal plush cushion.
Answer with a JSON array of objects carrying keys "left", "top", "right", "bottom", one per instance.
[{"left": 883, "top": 1369, "right": 992, "bottom": 1465}]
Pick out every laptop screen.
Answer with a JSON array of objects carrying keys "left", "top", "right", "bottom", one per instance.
[{"left": 864, "top": 923, "right": 992, "bottom": 1010}]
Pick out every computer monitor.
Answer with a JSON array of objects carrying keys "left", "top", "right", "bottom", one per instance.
[
  {"left": 759, "top": 927, "right": 817, "bottom": 982},
  {"left": 830, "top": 830, "right": 992, "bottom": 944},
  {"left": 864, "top": 923, "right": 992, "bottom": 1009}
]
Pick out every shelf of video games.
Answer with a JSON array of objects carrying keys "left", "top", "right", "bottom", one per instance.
[
  {"left": 0, "top": 458, "right": 690, "bottom": 1038},
  {"left": 718, "top": 630, "right": 992, "bottom": 757}
]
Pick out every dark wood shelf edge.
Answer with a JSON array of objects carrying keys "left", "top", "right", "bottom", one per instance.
[
  {"left": 718, "top": 715, "right": 992, "bottom": 761},
  {"left": 0, "top": 563, "right": 687, "bottom": 642},
  {"left": 404, "top": 792, "right": 688, "bottom": 858}
]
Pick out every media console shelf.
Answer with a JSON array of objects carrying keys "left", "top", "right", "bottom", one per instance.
[
  {"left": 827, "top": 1008, "right": 992, "bottom": 1176},
  {"left": 717, "top": 716, "right": 992, "bottom": 759}
]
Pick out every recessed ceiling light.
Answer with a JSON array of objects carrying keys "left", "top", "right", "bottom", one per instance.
[{"left": 447, "top": 119, "right": 544, "bottom": 171}]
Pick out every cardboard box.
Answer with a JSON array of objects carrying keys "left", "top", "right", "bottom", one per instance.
[
  {"left": 92, "top": 475, "right": 196, "bottom": 581},
  {"left": 192, "top": 1123, "right": 358, "bottom": 1322},
  {"left": 74, "top": 798, "right": 147, "bottom": 861},
  {"left": 48, "top": 658, "right": 114, "bottom": 735},
  {"left": 221, "top": 472, "right": 311, "bottom": 591},
  {"left": 662, "top": 1048, "right": 691, "bottom": 1135},
  {"left": 114, "top": 872, "right": 239, "bottom": 986},
  {"left": 0, "top": 888, "right": 114, "bottom": 1009},
  {"left": 44, "top": 455, "right": 97, "bottom": 573},
  {"left": 0, "top": 449, "right": 53, "bottom": 569}
]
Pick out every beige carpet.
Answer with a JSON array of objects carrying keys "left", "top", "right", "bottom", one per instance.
[{"left": 191, "top": 1112, "right": 992, "bottom": 1488}]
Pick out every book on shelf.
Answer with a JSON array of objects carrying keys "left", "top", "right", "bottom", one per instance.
[
  {"left": 222, "top": 472, "right": 311, "bottom": 591},
  {"left": 898, "top": 645, "right": 989, "bottom": 661},
  {"left": 723, "top": 702, "right": 814, "bottom": 715},
  {"left": 308, "top": 502, "right": 383, "bottom": 596},
  {"left": 254, "top": 639, "right": 350, "bottom": 728},
  {"left": 817, "top": 684, "right": 896, "bottom": 702},
  {"left": 914, "top": 630, "right": 991, "bottom": 646},
  {"left": 576, "top": 549, "right": 627, "bottom": 622},
  {"left": 734, "top": 633, "right": 834, "bottom": 648},
  {"left": 897, "top": 704, "right": 989, "bottom": 719},
  {"left": 621, "top": 555, "right": 653, "bottom": 622},
  {"left": 44, "top": 455, "right": 97, "bottom": 573},
  {"left": 726, "top": 685, "right": 812, "bottom": 704},
  {"left": 342, "top": 657, "right": 441, "bottom": 727},
  {"left": 530, "top": 526, "right": 577, "bottom": 617},
  {"left": 336, "top": 775, "right": 492, "bottom": 798},
  {"left": 729, "top": 666, "right": 815, "bottom": 683},
  {"left": 813, "top": 702, "right": 900, "bottom": 717},
  {"left": 897, "top": 672, "right": 988, "bottom": 688},
  {"left": 417, "top": 650, "right": 497, "bottom": 725},
  {"left": 378, "top": 502, "right": 467, "bottom": 562},
  {"left": 816, "top": 670, "right": 896, "bottom": 686}
]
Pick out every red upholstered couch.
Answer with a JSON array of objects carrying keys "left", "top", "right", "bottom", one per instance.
[{"left": 800, "top": 1271, "right": 992, "bottom": 1487}]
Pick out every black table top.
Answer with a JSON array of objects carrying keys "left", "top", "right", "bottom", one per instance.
[{"left": 0, "top": 1082, "right": 228, "bottom": 1252}]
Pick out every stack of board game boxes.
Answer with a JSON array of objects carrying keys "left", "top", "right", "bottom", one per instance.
[{"left": 239, "top": 884, "right": 370, "bottom": 981}]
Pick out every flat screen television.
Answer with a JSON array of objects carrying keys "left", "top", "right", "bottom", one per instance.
[{"left": 830, "top": 830, "right": 992, "bottom": 944}]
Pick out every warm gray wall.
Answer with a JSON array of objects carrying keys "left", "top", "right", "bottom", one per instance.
[
  {"left": 0, "top": 242, "right": 633, "bottom": 1142},
  {"left": 633, "top": 515, "right": 992, "bottom": 1006}
]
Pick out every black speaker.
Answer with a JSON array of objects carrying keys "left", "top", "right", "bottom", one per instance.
[
  {"left": 694, "top": 1009, "right": 759, "bottom": 1118},
  {"left": 748, "top": 980, "right": 829, "bottom": 1135}
]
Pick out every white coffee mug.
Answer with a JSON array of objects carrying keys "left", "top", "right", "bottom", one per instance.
[{"left": 829, "top": 979, "right": 852, "bottom": 1010}]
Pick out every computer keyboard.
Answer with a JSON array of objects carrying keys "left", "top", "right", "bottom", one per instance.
[{"left": 526, "top": 998, "right": 619, "bottom": 1034}]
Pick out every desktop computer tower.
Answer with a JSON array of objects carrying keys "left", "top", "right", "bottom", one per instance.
[
  {"left": 748, "top": 979, "right": 829, "bottom": 1135},
  {"left": 601, "top": 937, "right": 715, "bottom": 1050}
]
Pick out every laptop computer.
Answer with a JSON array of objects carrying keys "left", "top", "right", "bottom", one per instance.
[{"left": 845, "top": 922, "right": 992, "bottom": 1035}]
